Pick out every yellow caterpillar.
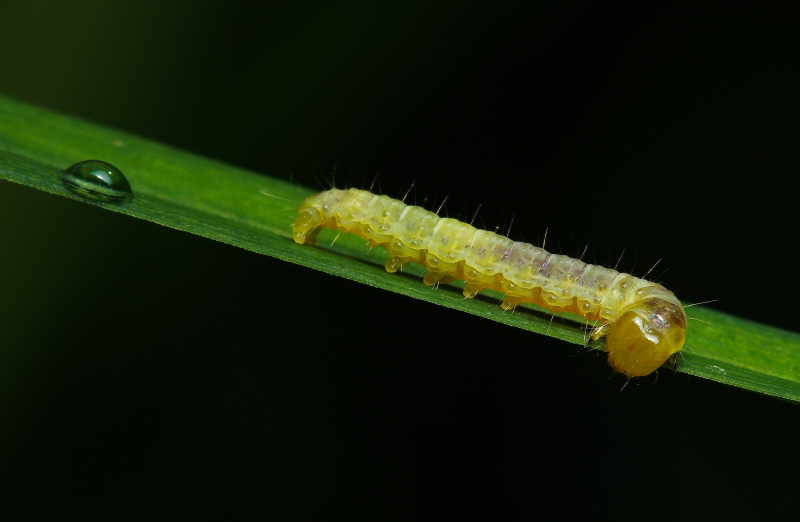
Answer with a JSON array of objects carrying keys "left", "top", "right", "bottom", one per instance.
[{"left": 292, "top": 188, "right": 686, "bottom": 377}]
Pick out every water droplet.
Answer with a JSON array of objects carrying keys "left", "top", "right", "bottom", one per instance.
[{"left": 61, "top": 160, "right": 133, "bottom": 203}]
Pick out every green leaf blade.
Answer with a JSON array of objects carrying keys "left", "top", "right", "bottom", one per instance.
[{"left": 2, "top": 93, "right": 799, "bottom": 401}]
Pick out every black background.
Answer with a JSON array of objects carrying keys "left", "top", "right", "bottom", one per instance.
[{"left": 1, "top": 1, "right": 799, "bottom": 519}]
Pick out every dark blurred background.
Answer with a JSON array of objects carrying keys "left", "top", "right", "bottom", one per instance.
[{"left": 1, "top": 1, "right": 799, "bottom": 519}]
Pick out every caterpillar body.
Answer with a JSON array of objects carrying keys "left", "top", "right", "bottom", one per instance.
[{"left": 292, "top": 188, "right": 686, "bottom": 378}]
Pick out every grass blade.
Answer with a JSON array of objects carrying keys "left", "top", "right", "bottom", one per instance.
[{"left": 1, "top": 93, "right": 799, "bottom": 401}]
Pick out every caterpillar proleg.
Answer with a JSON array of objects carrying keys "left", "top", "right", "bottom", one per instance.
[{"left": 292, "top": 188, "right": 686, "bottom": 378}]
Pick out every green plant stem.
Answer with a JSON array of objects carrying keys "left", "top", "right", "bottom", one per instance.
[{"left": 1, "top": 93, "right": 799, "bottom": 401}]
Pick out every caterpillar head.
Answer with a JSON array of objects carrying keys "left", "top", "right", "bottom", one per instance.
[{"left": 604, "top": 297, "right": 687, "bottom": 378}]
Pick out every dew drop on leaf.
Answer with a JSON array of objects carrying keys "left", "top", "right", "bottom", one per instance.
[{"left": 61, "top": 160, "right": 133, "bottom": 203}]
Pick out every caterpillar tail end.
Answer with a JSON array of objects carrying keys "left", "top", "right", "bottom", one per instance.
[
  {"left": 292, "top": 207, "right": 323, "bottom": 245},
  {"left": 595, "top": 298, "right": 687, "bottom": 378}
]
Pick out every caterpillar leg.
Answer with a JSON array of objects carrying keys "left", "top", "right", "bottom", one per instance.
[
  {"left": 292, "top": 207, "right": 324, "bottom": 245},
  {"left": 423, "top": 270, "right": 456, "bottom": 286},
  {"left": 590, "top": 322, "right": 611, "bottom": 341},
  {"left": 500, "top": 295, "right": 524, "bottom": 311},
  {"left": 669, "top": 353, "right": 678, "bottom": 372},
  {"left": 462, "top": 266, "right": 495, "bottom": 299},
  {"left": 385, "top": 256, "right": 412, "bottom": 273},
  {"left": 462, "top": 283, "right": 484, "bottom": 298}
]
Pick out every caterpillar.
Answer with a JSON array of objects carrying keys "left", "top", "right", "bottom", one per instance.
[{"left": 291, "top": 188, "right": 686, "bottom": 378}]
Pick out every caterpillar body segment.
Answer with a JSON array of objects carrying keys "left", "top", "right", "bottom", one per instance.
[{"left": 292, "top": 188, "right": 686, "bottom": 378}]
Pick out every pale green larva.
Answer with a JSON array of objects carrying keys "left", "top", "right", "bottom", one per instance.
[{"left": 292, "top": 188, "right": 687, "bottom": 377}]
